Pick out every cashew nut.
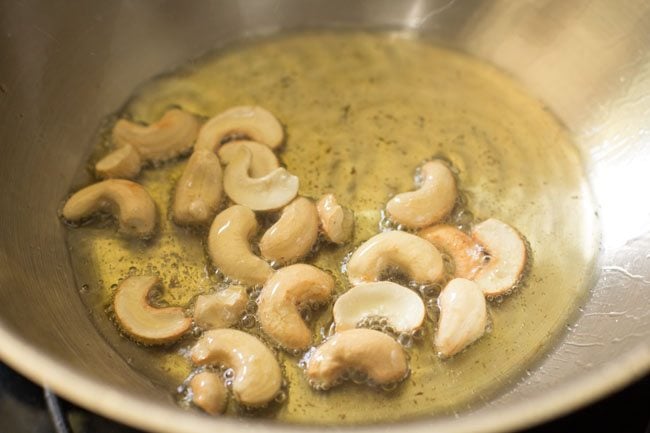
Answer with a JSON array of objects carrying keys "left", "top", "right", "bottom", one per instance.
[
  {"left": 259, "top": 197, "right": 319, "bottom": 264},
  {"left": 346, "top": 231, "right": 444, "bottom": 285},
  {"left": 193, "top": 285, "right": 248, "bottom": 329},
  {"left": 113, "top": 275, "right": 191, "bottom": 345},
  {"left": 305, "top": 328, "right": 408, "bottom": 389},
  {"left": 194, "top": 106, "right": 284, "bottom": 153},
  {"left": 172, "top": 149, "right": 223, "bottom": 226},
  {"left": 95, "top": 144, "right": 142, "bottom": 179},
  {"left": 258, "top": 264, "right": 334, "bottom": 351},
  {"left": 61, "top": 179, "right": 157, "bottom": 238},
  {"left": 386, "top": 160, "right": 457, "bottom": 228},
  {"left": 218, "top": 140, "right": 279, "bottom": 178},
  {"left": 471, "top": 218, "right": 527, "bottom": 297},
  {"left": 223, "top": 145, "right": 299, "bottom": 211},
  {"left": 191, "top": 329, "right": 282, "bottom": 407},
  {"left": 435, "top": 278, "right": 487, "bottom": 357},
  {"left": 419, "top": 224, "right": 483, "bottom": 279},
  {"left": 316, "top": 193, "right": 354, "bottom": 244},
  {"left": 333, "top": 282, "right": 425, "bottom": 333},
  {"left": 190, "top": 371, "right": 228, "bottom": 415},
  {"left": 207, "top": 205, "right": 273, "bottom": 286}
]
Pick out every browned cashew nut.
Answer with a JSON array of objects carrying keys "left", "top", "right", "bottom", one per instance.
[
  {"left": 316, "top": 193, "right": 354, "bottom": 244},
  {"left": 258, "top": 264, "right": 334, "bottom": 351},
  {"left": 419, "top": 224, "right": 483, "bottom": 279},
  {"left": 95, "top": 144, "right": 142, "bottom": 179},
  {"left": 190, "top": 371, "right": 228, "bottom": 415},
  {"left": 218, "top": 140, "right": 279, "bottom": 178},
  {"left": 62, "top": 179, "right": 157, "bottom": 238},
  {"left": 193, "top": 285, "right": 248, "bottom": 329}
]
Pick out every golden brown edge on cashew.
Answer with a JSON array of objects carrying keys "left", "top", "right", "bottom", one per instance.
[{"left": 419, "top": 224, "right": 484, "bottom": 279}]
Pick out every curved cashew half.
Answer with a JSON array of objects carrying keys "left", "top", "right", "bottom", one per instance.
[
  {"left": 333, "top": 282, "right": 425, "bottom": 333},
  {"left": 223, "top": 146, "right": 299, "bottom": 211},
  {"left": 386, "top": 160, "right": 457, "bottom": 228},
  {"left": 194, "top": 106, "right": 284, "bottom": 153},
  {"left": 259, "top": 197, "right": 319, "bottom": 264},
  {"left": 193, "top": 285, "right": 248, "bottom": 329},
  {"left": 258, "top": 264, "right": 334, "bottom": 351},
  {"left": 95, "top": 144, "right": 142, "bottom": 179},
  {"left": 419, "top": 224, "right": 483, "bottom": 279},
  {"left": 113, "top": 276, "right": 191, "bottom": 345},
  {"left": 435, "top": 278, "right": 487, "bottom": 357},
  {"left": 471, "top": 218, "right": 527, "bottom": 297},
  {"left": 62, "top": 179, "right": 157, "bottom": 238},
  {"left": 346, "top": 231, "right": 444, "bottom": 285},
  {"left": 207, "top": 205, "right": 273, "bottom": 286},
  {"left": 317, "top": 194, "right": 354, "bottom": 244},
  {"left": 190, "top": 371, "right": 228, "bottom": 415},
  {"left": 172, "top": 149, "right": 223, "bottom": 226},
  {"left": 305, "top": 328, "right": 408, "bottom": 389},
  {"left": 218, "top": 140, "right": 279, "bottom": 178},
  {"left": 191, "top": 329, "right": 282, "bottom": 407}
]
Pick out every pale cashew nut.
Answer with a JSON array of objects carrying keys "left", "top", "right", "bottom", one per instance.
[
  {"left": 258, "top": 264, "right": 334, "bottom": 351},
  {"left": 223, "top": 146, "right": 299, "bottom": 211},
  {"left": 419, "top": 224, "right": 483, "bottom": 279},
  {"left": 194, "top": 106, "right": 284, "bottom": 153},
  {"left": 259, "top": 197, "right": 319, "bottom": 264},
  {"left": 305, "top": 328, "right": 408, "bottom": 389},
  {"left": 191, "top": 329, "right": 282, "bottom": 407},
  {"left": 218, "top": 140, "right": 279, "bottom": 178},
  {"left": 435, "top": 278, "right": 487, "bottom": 357},
  {"left": 172, "top": 149, "right": 223, "bottom": 226},
  {"left": 346, "top": 231, "right": 444, "bottom": 285},
  {"left": 113, "top": 275, "right": 191, "bottom": 345},
  {"left": 333, "top": 282, "right": 425, "bottom": 333},
  {"left": 386, "top": 160, "right": 457, "bottom": 228},
  {"left": 316, "top": 194, "right": 354, "bottom": 244},
  {"left": 471, "top": 218, "right": 527, "bottom": 297},
  {"left": 190, "top": 371, "right": 228, "bottom": 415},
  {"left": 95, "top": 144, "right": 142, "bottom": 179},
  {"left": 207, "top": 205, "right": 273, "bottom": 286},
  {"left": 193, "top": 285, "right": 248, "bottom": 329},
  {"left": 62, "top": 179, "right": 157, "bottom": 238}
]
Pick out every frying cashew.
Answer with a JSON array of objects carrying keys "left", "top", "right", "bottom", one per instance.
[
  {"left": 218, "top": 140, "right": 279, "bottom": 178},
  {"left": 258, "top": 264, "right": 334, "bottom": 351},
  {"left": 316, "top": 193, "right": 354, "bottom": 244},
  {"left": 194, "top": 106, "right": 284, "bottom": 153},
  {"left": 471, "top": 218, "right": 527, "bottom": 297},
  {"left": 259, "top": 197, "right": 319, "bottom": 264},
  {"left": 386, "top": 160, "right": 457, "bottom": 228},
  {"left": 333, "top": 282, "right": 425, "bottom": 333},
  {"left": 435, "top": 278, "right": 487, "bottom": 357},
  {"left": 113, "top": 275, "right": 191, "bottom": 345},
  {"left": 172, "top": 149, "right": 223, "bottom": 226},
  {"left": 95, "top": 144, "right": 142, "bottom": 179},
  {"left": 305, "top": 328, "right": 408, "bottom": 389},
  {"left": 190, "top": 371, "right": 228, "bottom": 415},
  {"left": 419, "top": 224, "right": 483, "bottom": 279},
  {"left": 346, "top": 231, "right": 444, "bottom": 285},
  {"left": 223, "top": 145, "right": 299, "bottom": 211},
  {"left": 193, "top": 285, "right": 248, "bottom": 329},
  {"left": 207, "top": 205, "right": 273, "bottom": 286},
  {"left": 191, "top": 329, "right": 282, "bottom": 407},
  {"left": 62, "top": 179, "right": 157, "bottom": 238}
]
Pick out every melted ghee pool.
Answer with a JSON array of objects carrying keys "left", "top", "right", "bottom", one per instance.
[{"left": 65, "top": 31, "right": 599, "bottom": 424}]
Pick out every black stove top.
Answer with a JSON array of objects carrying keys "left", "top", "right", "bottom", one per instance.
[{"left": 1, "top": 362, "right": 647, "bottom": 433}]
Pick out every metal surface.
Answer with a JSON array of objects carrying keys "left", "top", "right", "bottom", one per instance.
[{"left": 0, "top": 0, "right": 648, "bottom": 432}]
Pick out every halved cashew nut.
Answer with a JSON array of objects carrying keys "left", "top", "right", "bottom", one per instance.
[
  {"left": 95, "top": 144, "right": 142, "bottom": 179},
  {"left": 190, "top": 371, "right": 228, "bottom": 415},
  {"left": 62, "top": 179, "right": 157, "bottom": 238},
  {"left": 259, "top": 197, "right": 319, "bottom": 264},
  {"left": 193, "top": 285, "right": 248, "bottom": 329},
  {"left": 317, "top": 194, "right": 354, "bottom": 244},
  {"left": 333, "top": 282, "right": 425, "bottom": 333},
  {"left": 219, "top": 140, "right": 279, "bottom": 178},
  {"left": 435, "top": 278, "right": 487, "bottom": 357},
  {"left": 208, "top": 205, "right": 273, "bottom": 286},
  {"left": 471, "top": 218, "right": 527, "bottom": 297},
  {"left": 223, "top": 146, "right": 299, "bottom": 211},
  {"left": 194, "top": 106, "right": 284, "bottom": 153},
  {"left": 172, "top": 149, "right": 223, "bottom": 226},
  {"left": 191, "top": 329, "right": 282, "bottom": 407},
  {"left": 113, "top": 275, "right": 191, "bottom": 345},
  {"left": 258, "top": 264, "right": 334, "bottom": 351},
  {"left": 305, "top": 328, "right": 408, "bottom": 389},
  {"left": 346, "top": 231, "right": 444, "bottom": 285},
  {"left": 419, "top": 224, "right": 483, "bottom": 279},
  {"left": 386, "top": 160, "right": 457, "bottom": 228}
]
